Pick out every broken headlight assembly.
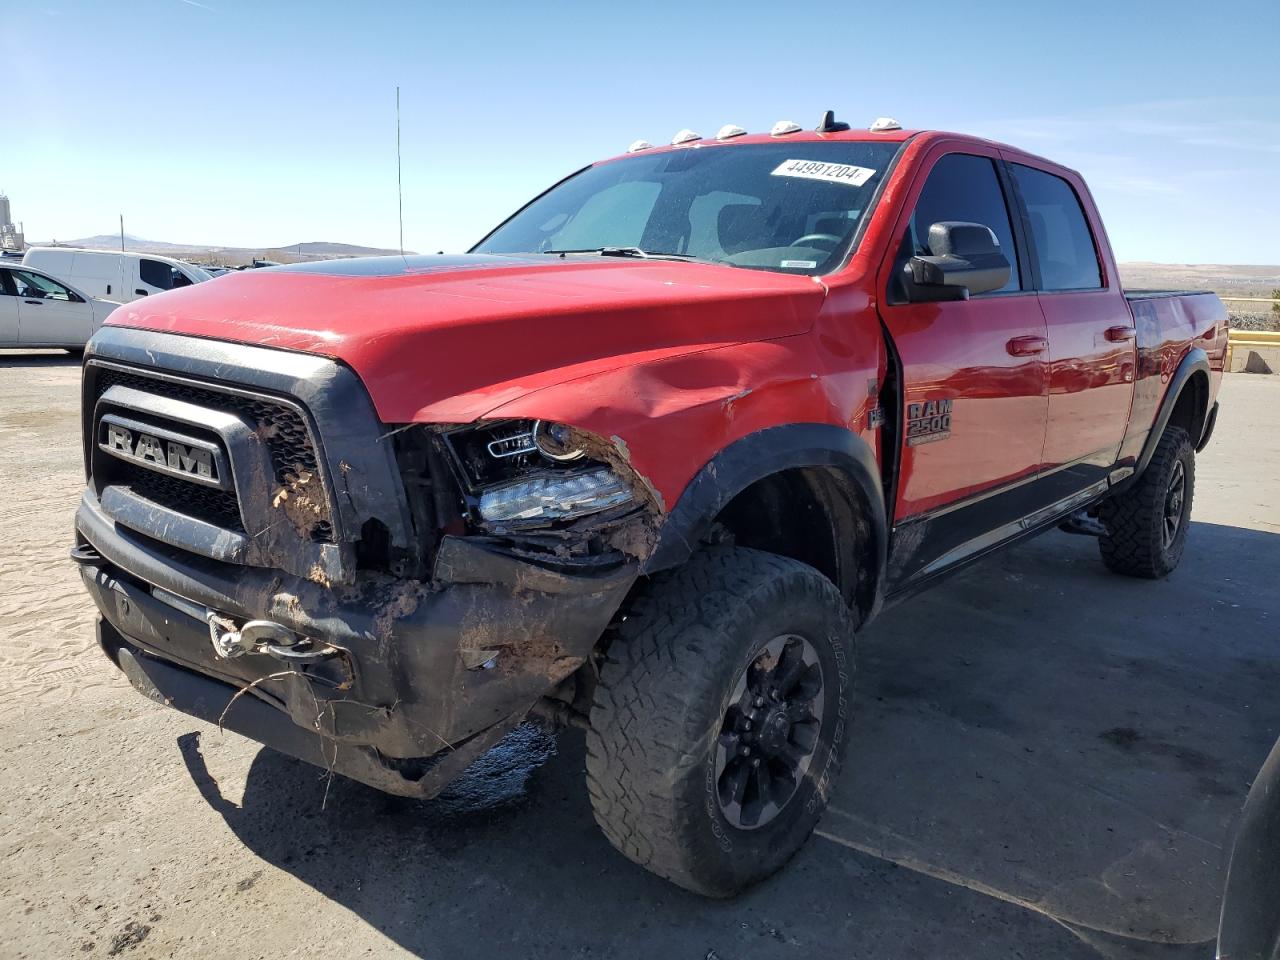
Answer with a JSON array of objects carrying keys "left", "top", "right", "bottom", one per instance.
[
  {"left": 443, "top": 420, "right": 636, "bottom": 526},
  {"left": 478, "top": 467, "right": 633, "bottom": 523}
]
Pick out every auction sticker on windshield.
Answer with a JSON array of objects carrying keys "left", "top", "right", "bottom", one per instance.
[{"left": 771, "top": 159, "right": 876, "bottom": 187}]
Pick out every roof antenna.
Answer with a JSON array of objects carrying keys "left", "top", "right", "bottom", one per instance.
[
  {"left": 395, "top": 85, "right": 405, "bottom": 259},
  {"left": 816, "top": 109, "right": 850, "bottom": 133}
]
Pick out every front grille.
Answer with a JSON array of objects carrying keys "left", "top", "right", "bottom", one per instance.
[
  {"left": 125, "top": 470, "right": 245, "bottom": 533},
  {"left": 91, "top": 364, "right": 334, "bottom": 542}
]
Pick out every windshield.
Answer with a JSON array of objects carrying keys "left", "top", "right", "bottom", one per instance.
[{"left": 473, "top": 141, "right": 902, "bottom": 275}]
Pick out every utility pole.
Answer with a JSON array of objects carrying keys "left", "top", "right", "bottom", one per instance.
[{"left": 119, "top": 214, "right": 125, "bottom": 252}]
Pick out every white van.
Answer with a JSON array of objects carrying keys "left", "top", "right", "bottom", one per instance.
[{"left": 22, "top": 248, "right": 212, "bottom": 304}]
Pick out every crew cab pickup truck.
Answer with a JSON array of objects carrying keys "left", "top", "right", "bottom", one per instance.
[{"left": 73, "top": 113, "right": 1226, "bottom": 897}]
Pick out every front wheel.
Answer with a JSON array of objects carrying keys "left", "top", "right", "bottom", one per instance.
[
  {"left": 1098, "top": 425, "right": 1195, "bottom": 578},
  {"left": 585, "top": 547, "right": 856, "bottom": 897}
]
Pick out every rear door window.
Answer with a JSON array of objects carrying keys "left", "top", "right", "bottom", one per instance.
[
  {"left": 904, "top": 154, "right": 1021, "bottom": 293},
  {"left": 1010, "top": 164, "right": 1102, "bottom": 291}
]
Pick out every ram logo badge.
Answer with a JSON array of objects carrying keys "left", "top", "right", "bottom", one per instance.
[
  {"left": 99, "top": 418, "right": 223, "bottom": 487},
  {"left": 906, "top": 399, "right": 953, "bottom": 446}
]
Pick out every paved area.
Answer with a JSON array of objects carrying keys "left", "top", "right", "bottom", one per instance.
[{"left": 1, "top": 351, "right": 1276, "bottom": 959}]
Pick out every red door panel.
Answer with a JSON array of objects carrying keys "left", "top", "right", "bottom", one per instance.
[
  {"left": 1040, "top": 289, "right": 1135, "bottom": 476},
  {"left": 884, "top": 298, "right": 1049, "bottom": 520},
  {"left": 1005, "top": 160, "right": 1136, "bottom": 489},
  {"left": 875, "top": 143, "right": 1049, "bottom": 524}
]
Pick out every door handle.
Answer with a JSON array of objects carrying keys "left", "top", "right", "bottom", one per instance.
[
  {"left": 135, "top": 289, "right": 148, "bottom": 296},
  {"left": 1104, "top": 325, "right": 1136, "bottom": 342},
  {"left": 1006, "top": 335, "right": 1048, "bottom": 356},
  {"left": 23, "top": 299, "right": 43, "bottom": 305}
]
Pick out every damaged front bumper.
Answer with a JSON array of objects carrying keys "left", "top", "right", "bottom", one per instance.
[{"left": 76, "top": 489, "right": 636, "bottom": 798}]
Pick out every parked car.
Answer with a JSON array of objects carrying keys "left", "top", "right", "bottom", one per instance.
[
  {"left": 72, "top": 113, "right": 1226, "bottom": 897},
  {"left": 0, "top": 261, "right": 119, "bottom": 349},
  {"left": 22, "top": 248, "right": 210, "bottom": 304}
]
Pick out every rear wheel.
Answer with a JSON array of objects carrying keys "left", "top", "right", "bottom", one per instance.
[
  {"left": 1098, "top": 425, "right": 1195, "bottom": 578},
  {"left": 585, "top": 546, "right": 856, "bottom": 897}
]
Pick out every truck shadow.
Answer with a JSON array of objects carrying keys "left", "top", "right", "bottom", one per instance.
[{"left": 180, "top": 519, "right": 1280, "bottom": 960}]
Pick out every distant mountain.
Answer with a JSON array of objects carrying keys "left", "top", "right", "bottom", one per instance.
[
  {"left": 26, "top": 236, "right": 412, "bottom": 266},
  {"left": 287, "top": 241, "right": 407, "bottom": 256}
]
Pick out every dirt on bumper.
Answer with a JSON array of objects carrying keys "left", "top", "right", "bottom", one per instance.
[{"left": 76, "top": 491, "right": 637, "bottom": 797}]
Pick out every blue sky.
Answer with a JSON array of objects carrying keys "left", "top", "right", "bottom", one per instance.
[{"left": 7, "top": 0, "right": 1278, "bottom": 263}]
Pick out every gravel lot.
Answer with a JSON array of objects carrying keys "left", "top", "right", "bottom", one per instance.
[{"left": 1, "top": 351, "right": 1276, "bottom": 960}]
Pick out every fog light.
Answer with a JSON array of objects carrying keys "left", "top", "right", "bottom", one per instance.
[{"left": 478, "top": 468, "right": 633, "bottom": 523}]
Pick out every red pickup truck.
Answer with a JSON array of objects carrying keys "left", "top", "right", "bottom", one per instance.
[{"left": 74, "top": 113, "right": 1226, "bottom": 897}]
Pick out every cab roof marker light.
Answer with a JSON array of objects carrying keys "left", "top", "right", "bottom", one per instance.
[
  {"left": 716, "top": 124, "right": 747, "bottom": 140},
  {"left": 870, "top": 117, "right": 902, "bottom": 132},
  {"left": 770, "top": 120, "right": 802, "bottom": 136},
  {"left": 627, "top": 140, "right": 654, "bottom": 153},
  {"left": 670, "top": 129, "right": 701, "bottom": 145}
]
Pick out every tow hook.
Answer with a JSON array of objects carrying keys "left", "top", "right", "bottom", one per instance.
[
  {"left": 69, "top": 543, "right": 104, "bottom": 566},
  {"left": 205, "top": 612, "right": 340, "bottom": 664}
]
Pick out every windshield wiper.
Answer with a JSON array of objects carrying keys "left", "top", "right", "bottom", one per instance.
[{"left": 542, "top": 247, "right": 708, "bottom": 263}]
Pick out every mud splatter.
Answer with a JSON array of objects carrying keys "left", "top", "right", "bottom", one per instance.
[
  {"left": 369, "top": 579, "right": 428, "bottom": 648},
  {"left": 271, "top": 470, "right": 329, "bottom": 540}
]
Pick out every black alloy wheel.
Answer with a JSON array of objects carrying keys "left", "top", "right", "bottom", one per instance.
[{"left": 714, "top": 634, "right": 825, "bottom": 830}]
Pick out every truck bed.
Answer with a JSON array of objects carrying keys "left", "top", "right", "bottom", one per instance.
[{"left": 1123, "top": 289, "right": 1215, "bottom": 301}]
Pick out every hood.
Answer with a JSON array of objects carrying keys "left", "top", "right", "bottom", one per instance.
[{"left": 105, "top": 254, "right": 826, "bottom": 423}]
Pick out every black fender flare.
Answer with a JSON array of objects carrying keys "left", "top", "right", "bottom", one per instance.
[
  {"left": 642, "top": 423, "right": 888, "bottom": 617},
  {"left": 1134, "top": 348, "right": 1211, "bottom": 481}
]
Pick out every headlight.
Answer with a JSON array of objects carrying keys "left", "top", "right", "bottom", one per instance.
[
  {"left": 532, "top": 420, "right": 585, "bottom": 462},
  {"left": 478, "top": 467, "right": 633, "bottom": 523}
]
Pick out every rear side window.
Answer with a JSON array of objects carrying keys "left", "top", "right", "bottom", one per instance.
[
  {"left": 1010, "top": 165, "right": 1102, "bottom": 291},
  {"left": 138, "top": 258, "right": 173, "bottom": 289},
  {"left": 906, "top": 154, "right": 1020, "bottom": 293}
]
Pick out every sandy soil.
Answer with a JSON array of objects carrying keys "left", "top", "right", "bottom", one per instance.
[{"left": 1, "top": 351, "right": 1277, "bottom": 959}]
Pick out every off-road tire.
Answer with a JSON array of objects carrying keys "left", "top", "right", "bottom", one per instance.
[
  {"left": 585, "top": 546, "right": 856, "bottom": 897},
  {"left": 1098, "top": 425, "right": 1195, "bottom": 578}
]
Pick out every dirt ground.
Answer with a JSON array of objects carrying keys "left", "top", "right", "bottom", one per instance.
[{"left": 1, "top": 351, "right": 1277, "bottom": 960}]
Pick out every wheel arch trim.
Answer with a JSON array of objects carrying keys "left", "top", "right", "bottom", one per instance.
[
  {"left": 642, "top": 423, "right": 887, "bottom": 617},
  {"left": 1134, "top": 348, "right": 1210, "bottom": 481}
]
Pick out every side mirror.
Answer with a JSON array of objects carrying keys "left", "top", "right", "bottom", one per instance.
[{"left": 903, "top": 221, "right": 1011, "bottom": 302}]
